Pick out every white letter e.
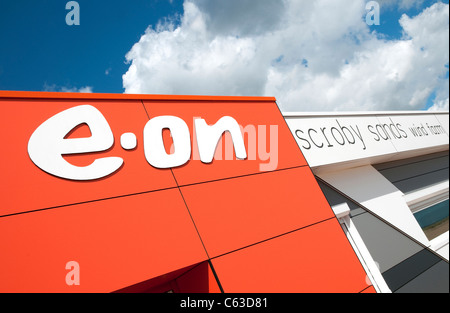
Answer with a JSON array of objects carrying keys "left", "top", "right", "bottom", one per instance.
[{"left": 28, "top": 105, "right": 123, "bottom": 181}]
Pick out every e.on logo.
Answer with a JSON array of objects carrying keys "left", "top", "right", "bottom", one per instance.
[{"left": 28, "top": 105, "right": 278, "bottom": 181}]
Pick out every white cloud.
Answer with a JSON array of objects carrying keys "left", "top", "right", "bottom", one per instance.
[
  {"left": 43, "top": 83, "right": 93, "bottom": 93},
  {"left": 77, "top": 86, "right": 94, "bottom": 93},
  {"left": 123, "top": 1, "right": 266, "bottom": 96},
  {"left": 428, "top": 97, "right": 449, "bottom": 111},
  {"left": 427, "top": 75, "right": 450, "bottom": 111},
  {"left": 123, "top": 0, "right": 449, "bottom": 112},
  {"left": 190, "top": 0, "right": 286, "bottom": 37}
]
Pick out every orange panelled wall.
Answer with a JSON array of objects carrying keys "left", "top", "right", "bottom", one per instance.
[
  {"left": 0, "top": 91, "right": 374, "bottom": 293},
  {"left": 180, "top": 167, "right": 335, "bottom": 258},
  {"left": 0, "top": 98, "right": 176, "bottom": 216},
  {"left": 211, "top": 218, "right": 370, "bottom": 293},
  {"left": 0, "top": 189, "right": 208, "bottom": 292}
]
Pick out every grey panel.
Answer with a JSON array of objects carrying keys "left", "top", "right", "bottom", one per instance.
[
  {"left": 349, "top": 208, "right": 366, "bottom": 218},
  {"left": 382, "top": 248, "right": 442, "bottom": 292},
  {"left": 374, "top": 151, "right": 448, "bottom": 171},
  {"left": 351, "top": 212, "right": 423, "bottom": 273},
  {"left": 395, "top": 260, "right": 449, "bottom": 293},
  {"left": 376, "top": 155, "right": 449, "bottom": 182},
  {"left": 374, "top": 152, "right": 449, "bottom": 194},
  {"left": 392, "top": 168, "right": 449, "bottom": 194}
]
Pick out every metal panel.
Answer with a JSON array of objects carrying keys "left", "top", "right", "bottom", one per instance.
[
  {"left": 395, "top": 261, "right": 449, "bottom": 293},
  {"left": 374, "top": 152, "right": 449, "bottom": 194},
  {"left": 382, "top": 248, "right": 442, "bottom": 292}
]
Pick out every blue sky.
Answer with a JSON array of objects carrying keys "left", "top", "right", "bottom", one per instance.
[
  {"left": 0, "top": 0, "right": 184, "bottom": 93},
  {"left": 369, "top": 0, "right": 449, "bottom": 110},
  {"left": 0, "top": 0, "right": 448, "bottom": 112},
  {"left": 373, "top": 0, "right": 445, "bottom": 38}
]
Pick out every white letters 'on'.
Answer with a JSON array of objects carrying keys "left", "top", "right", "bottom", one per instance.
[
  {"left": 143, "top": 116, "right": 247, "bottom": 168},
  {"left": 28, "top": 105, "right": 123, "bottom": 180}
]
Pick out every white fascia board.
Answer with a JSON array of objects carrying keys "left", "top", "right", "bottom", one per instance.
[{"left": 284, "top": 112, "right": 449, "bottom": 169}]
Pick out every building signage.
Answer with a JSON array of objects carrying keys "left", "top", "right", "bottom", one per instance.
[
  {"left": 285, "top": 112, "right": 449, "bottom": 168},
  {"left": 28, "top": 105, "right": 247, "bottom": 181}
]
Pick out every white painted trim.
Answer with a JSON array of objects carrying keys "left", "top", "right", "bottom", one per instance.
[
  {"left": 404, "top": 181, "right": 449, "bottom": 213},
  {"left": 331, "top": 202, "right": 351, "bottom": 219},
  {"left": 431, "top": 231, "right": 449, "bottom": 251},
  {"left": 430, "top": 231, "right": 449, "bottom": 261},
  {"left": 283, "top": 111, "right": 449, "bottom": 118}
]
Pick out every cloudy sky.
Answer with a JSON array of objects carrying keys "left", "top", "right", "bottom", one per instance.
[{"left": 0, "top": 0, "right": 448, "bottom": 112}]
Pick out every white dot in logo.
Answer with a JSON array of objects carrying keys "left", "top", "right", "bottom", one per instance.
[{"left": 120, "top": 132, "right": 137, "bottom": 150}]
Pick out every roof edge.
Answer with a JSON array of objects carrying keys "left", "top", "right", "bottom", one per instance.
[
  {"left": 282, "top": 110, "right": 449, "bottom": 117},
  {"left": 0, "top": 90, "right": 276, "bottom": 102}
]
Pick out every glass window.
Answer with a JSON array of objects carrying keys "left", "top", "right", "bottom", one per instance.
[{"left": 413, "top": 199, "right": 449, "bottom": 241}]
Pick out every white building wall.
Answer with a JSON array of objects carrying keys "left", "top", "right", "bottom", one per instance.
[
  {"left": 317, "top": 165, "right": 430, "bottom": 246},
  {"left": 284, "top": 111, "right": 449, "bottom": 254}
]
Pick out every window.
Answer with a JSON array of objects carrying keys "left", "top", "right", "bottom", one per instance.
[
  {"left": 374, "top": 151, "right": 449, "bottom": 249},
  {"left": 414, "top": 199, "right": 449, "bottom": 241}
]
